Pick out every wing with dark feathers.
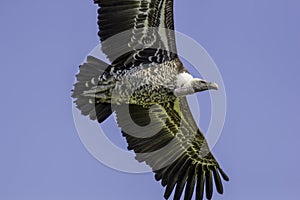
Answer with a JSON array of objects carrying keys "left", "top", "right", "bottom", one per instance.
[
  {"left": 94, "top": 0, "right": 178, "bottom": 67},
  {"left": 114, "top": 97, "right": 229, "bottom": 200}
]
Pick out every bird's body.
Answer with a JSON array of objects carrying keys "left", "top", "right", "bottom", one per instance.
[
  {"left": 83, "top": 58, "right": 182, "bottom": 105},
  {"left": 72, "top": 0, "right": 229, "bottom": 199}
]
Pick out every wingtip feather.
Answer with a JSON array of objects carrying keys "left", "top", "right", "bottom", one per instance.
[
  {"left": 219, "top": 167, "right": 230, "bottom": 182},
  {"left": 205, "top": 165, "right": 213, "bottom": 200}
]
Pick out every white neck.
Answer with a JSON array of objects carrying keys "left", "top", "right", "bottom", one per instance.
[{"left": 176, "top": 72, "right": 194, "bottom": 87}]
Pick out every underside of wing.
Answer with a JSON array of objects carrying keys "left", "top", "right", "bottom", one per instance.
[
  {"left": 94, "top": 0, "right": 178, "bottom": 67},
  {"left": 114, "top": 97, "right": 229, "bottom": 200}
]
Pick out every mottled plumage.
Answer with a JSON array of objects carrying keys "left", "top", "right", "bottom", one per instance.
[{"left": 72, "top": 0, "right": 229, "bottom": 199}]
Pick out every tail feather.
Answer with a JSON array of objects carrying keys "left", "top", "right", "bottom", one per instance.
[{"left": 72, "top": 56, "right": 113, "bottom": 123}]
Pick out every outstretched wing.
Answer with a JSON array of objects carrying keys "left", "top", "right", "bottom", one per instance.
[
  {"left": 114, "top": 97, "right": 229, "bottom": 200},
  {"left": 94, "top": 0, "right": 177, "bottom": 67}
]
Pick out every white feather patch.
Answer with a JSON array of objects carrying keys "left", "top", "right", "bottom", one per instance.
[{"left": 176, "top": 72, "right": 194, "bottom": 87}]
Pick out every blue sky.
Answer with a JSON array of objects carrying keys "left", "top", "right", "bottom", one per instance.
[{"left": 0, "top": 0, "right": 299, "bottom": 199}]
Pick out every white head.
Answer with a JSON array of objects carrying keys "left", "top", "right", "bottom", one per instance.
[{"left": 174, "top": 72, "right": 218, "bottom": 97}]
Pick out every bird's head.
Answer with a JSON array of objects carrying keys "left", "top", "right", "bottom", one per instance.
[
  {"left": 191, "top": 78, "right": 219, "bottom": 92},
  {"left": 174, "top": 73, "right": 218, "bottom": 97}
]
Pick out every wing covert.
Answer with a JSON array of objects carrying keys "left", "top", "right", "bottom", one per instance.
[{"left": 94, "top": 0, "right": 178, "bottom": 67}]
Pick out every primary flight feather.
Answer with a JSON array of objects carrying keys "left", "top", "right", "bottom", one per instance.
[{"left": 72, "top": 0, "right": 229, "bottom": 199}]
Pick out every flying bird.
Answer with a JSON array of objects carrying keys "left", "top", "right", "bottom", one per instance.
[{"left": 72, "top": 0, "right": 229, "bottom": 200}]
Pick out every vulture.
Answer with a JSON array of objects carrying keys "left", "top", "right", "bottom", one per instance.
[{"left": 72, "top": 0, "right": 229, "bottom": 199}]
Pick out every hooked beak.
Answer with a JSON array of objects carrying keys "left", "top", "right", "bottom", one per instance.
[
  {"left": 192, "top": 79, "right": 219, "bottom": 92},
  {"left": 207, "top": 82, "right": 219, "bottom": 90}
]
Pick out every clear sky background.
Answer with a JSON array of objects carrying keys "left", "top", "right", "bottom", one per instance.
[{"left": 0, "top": 0, "right": 300, "bottom": 200}]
